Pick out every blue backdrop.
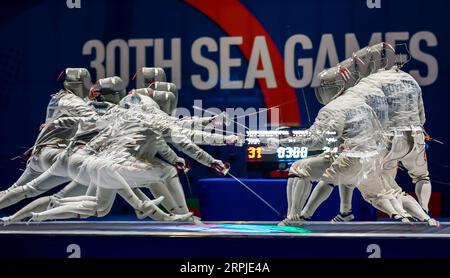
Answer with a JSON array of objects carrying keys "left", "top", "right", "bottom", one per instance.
[{"left": 0, "top": 0, "right": 449, "bottom": 217}]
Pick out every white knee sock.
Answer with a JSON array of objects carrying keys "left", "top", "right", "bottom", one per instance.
[
  {"left": 301, "top": 181, "right": 334, "bottom": 219},
  {"left": 166, "top": 175, "right": 189, "bottom": 214},
  {"left": 389, "top": 198, "right": 407, "bottom": 216},
  {"left": 289, "top": 178, "right": 312, "bottom": 218},
  {"left": 33, "top": 200, "right": 97, "bottom": 221},
  {"left": 7, "top": 196, "right": 51, "bottom": 222},
  {"left": 286, "top": 178, "right": 295, "bottom": 216},
  {"left": 415, "top": 180, "right": 432, "bottom": 213},
  {"left": 149, "top": 183, "right": 180, "bottom": 213},
  {"left": 399, "top": 193, "right": 429, "bottom": 221},
  {"left": 372, "top": 198, "right": 401, "bottom": 217},
  {"left": 339, "top": 184, "right": 354, "bottom": 214}
]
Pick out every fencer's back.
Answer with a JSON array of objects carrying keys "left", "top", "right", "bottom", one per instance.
[
  {"left": 365, "top": 69, "right": 424, "bottom": 129},
  {"left": 326, "top": 94, "right": 382, "bottom": 152},
  {"left": 345, "top": 78, "right": 389, "bottom": 129}
]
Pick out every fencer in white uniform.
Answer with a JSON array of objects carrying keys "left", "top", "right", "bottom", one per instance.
[
  {"left": 20, "top": 93, "right": 232, "bottom": 222},
  {"left": 368, "top": 44, "right": 431, "bottom": 213},
  {"left": 2, "top": 77, "right": 188, "bottom": 223},
  {"left": 130, "top": 68, "right": 239, "bottom": 217},
  {"left": 277, "top": 65, "right": 415, "bottom": 226},
  {"left": 124, "top": 88, "right": 241, "bottom": 218},
  {"left": 137, "top": 67, "right": 229, "bottom": 127},
  {"left": 2, "top": 86, "right": 240, "bottom": 224},
  {"left": 295, "top": 56, "right": 436, "bottom": 226},
  {"left": 0, "top": 76, "right": 129, "bottom": 223},
  {"left": 0, "top": 68, "right": 101, "bottom": 210},
  {"left": 330, "top": 43, "right": 432, "bottom": 222},
  {"left": 283, "top": 43, "right": 436, "bottom": 226}
]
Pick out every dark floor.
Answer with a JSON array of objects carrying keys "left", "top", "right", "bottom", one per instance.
[{"left": 0, "top": 221, "right": 448, "bottom": 238}]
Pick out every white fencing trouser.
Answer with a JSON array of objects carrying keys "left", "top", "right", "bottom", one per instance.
[
  {"left": 4, "top": 180, "right": 89, "bottom": 222},
  {"left": 289, "top": 153, "right": 410, "bottom": 220},
  {"left": 0, "top": 147, "right": 62, "bottom": 197},
  {"left": 285, "top": 153, "right": 333, "bottom": 219},
  {"left": 31, "top": 152, "right": 186, "bottom": 221},
  {"left": 321, "top": 153, "right": 409, "bottom": 218},
  {"left": 0, "top": 151, "right": 71, "bottom": 210},
  {"left": 383, "top": 130, "right": 431, "bottom": 212},
  {"left": 337, "top": 129, "right": 431, "bottom": 214},
  {"left": 102, "top": 157, "right": 190, "bottom": 216},
  {"left": 300, "top": 155, "right": 431, "bottom": 221}
]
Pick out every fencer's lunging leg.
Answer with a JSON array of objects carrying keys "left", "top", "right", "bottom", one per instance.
[
  {"left": 165, "top": 173, "right": 189, "bottom": 214},
  {"left": 1, "top": 181, "right": 87, "bottom": 224},
  {"left": 286, "top": 178, "right": 295, "bottom": 217},
  {"left": 280, "top": 155, "right": 332, "bottom": 225},
  {"left": 148, "top": 184, "right": 179, "bottom": 213},
  {"left": 400, "top": 131, "right": 432, "bottom": 213},
  {"left": 398, "top": 193, "right": 438, "bottom": 226},
  {"left": 301, "top": 181, "right": 334, "bottom": 219},
  {"left": 31, "top": 188, "right": 118, "bottom": 221},
  {"left": 0, "top": 171, "right": 70, "bottom": 210},
  {"left": 1, "top": 147, "right": 60, "bottom": 196},
  {"left": 370, "top": 198, "right": 410, "bottom": 221},
  {"left": 415, "top": 180, "right": 432, "bottom": 213},
  {"left": 1, "top": 196, "right": 51, "bottom": 224},
  {"left": 0, "top": 167, "right": 41, "bottom": 194},
  {"left": 288, "top": 176, "right": 312, "bottom": 219},
  {"left": 31, "top": 200, "right": 98, "bottom": 221},
  {"left": 339, "top": 184, "right": 354, "bottom": 214}
]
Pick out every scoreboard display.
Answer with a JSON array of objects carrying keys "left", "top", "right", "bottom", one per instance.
[
  {"left": 244, "top": 129, "right": 337, "bottom": 177},
  {"left": 246, "top": 146, "right": 308, "bottom": 162}
]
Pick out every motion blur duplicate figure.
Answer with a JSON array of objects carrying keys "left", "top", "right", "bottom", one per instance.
[
  {"left": 278, "top": 65, "right": 358, "bottom": 224},
  {"left": 330, "top": 54, "right": 388, "bottom": 222},
  {"left": 336, "top": 42, "right": 432, "bottom": 216},
  {"left": 28, "top": 108, "right": 185, "bottom": 222},
  {"left": 28, "top": 97, "right": 231, "bottom": 222},
  {"left": 296, "top": 44, "right": 436, "bottom": 225},
  {"left": 29, "top": 101, "right": 229, "bottom": 221},
  {"left": 368, "top": 66, "right": 431, "bottom": 212},
  {"left": 298, "top": 62, "right": 436, "bottom": 226},
  {"left": 278, "top": 65, "right": 414, "bottom": 226},
  {"left": 148, "top": 81, "right": 178, "bottom": 116},
  {"left": 129, "top": 89, "right": 241, "bottom": 146},
  {"left": 0, "top": 68, "right": 99, "bottom": 210},
  {"left": 135, "top": 67, "right": 167, "bottom": 89},
  {"left": 2, "top": 110, "right": 179, "bottom": 223},
  {"left": 0, "top": 76, "right": 128, "bottom": 223},
  {"left": 322, "top": 46, "right": 381, "bottom": 221},
  {"left": 118, "top": 90, "right": 240, "bottom": 218}
]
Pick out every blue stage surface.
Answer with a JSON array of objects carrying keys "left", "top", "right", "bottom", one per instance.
[
  {"left": 0, "top": 221, "right": 449, "bottom": 258},
  {"left": 197, "top": 179, "right": 376, "bottom": 221}
]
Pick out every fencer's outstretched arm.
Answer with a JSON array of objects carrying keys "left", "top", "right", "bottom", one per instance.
[
  {"left": 154, "top": 135, "right": 182, "bottom": 165},
  {"left": 164, "top": 131, "right": 215, "bottom": 166},
  {"left": 176, "top": 113, "right": 229, "bottom": 127},
  {"left": 170, "top": 125, "right": 242, "bottom": 146},
  {"left": 178, "top": 116, "right": 214, "bottom": 126},
  {"left": 279, "top": 108, "right": 344, "bottom": 151}
]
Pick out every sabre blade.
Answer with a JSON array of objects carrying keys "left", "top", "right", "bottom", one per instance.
[
  {"left": 226, "top": 172, "right": 282, "bottom": 217},
  {"left": 301, "top": 87, "right": 312, "bottom": 125},
  {"left": 193, "top": 106, "right": 250, "bottom": 131},
  {"left": 431, "top": 138, "right": 444, "bottom": 145},
  {"left": 183, "top": 171, "right": 193, "bottom": 197}
]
